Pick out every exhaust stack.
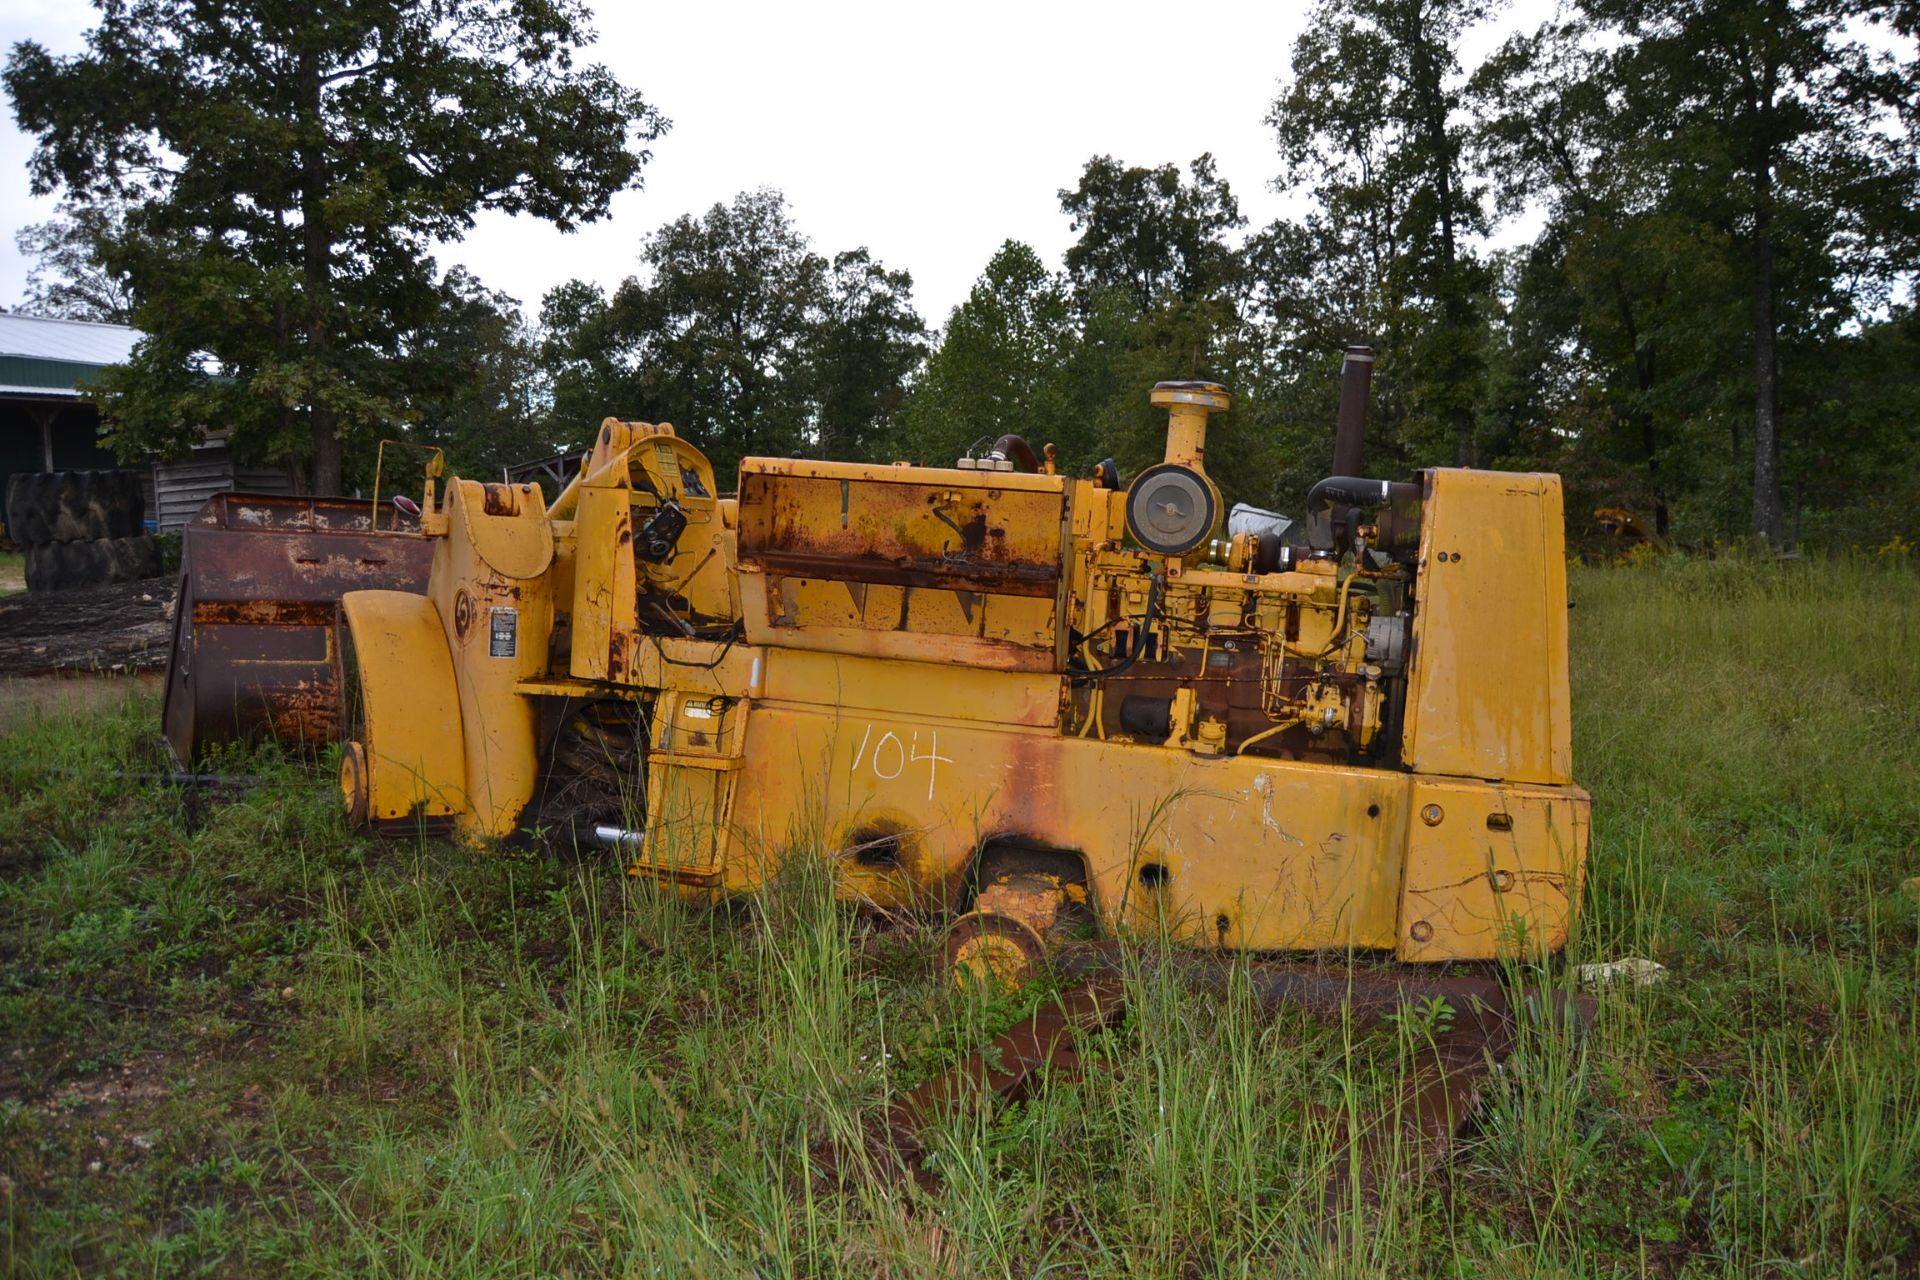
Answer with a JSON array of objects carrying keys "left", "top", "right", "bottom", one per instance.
[{"left": 1332, "top": 345, "right": 1376, "bottom": 477}]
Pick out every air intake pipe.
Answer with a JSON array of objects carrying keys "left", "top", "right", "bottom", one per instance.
[
  {"left": 1305, "top": 475, "right": 1422, "bottom": 552},
  {"left": 1123, "top": 382, "right": 1232, "bottom": 558},
  {"left": 1304, "top": 477, "right": 1418, "bottom": 516},
  {"left": 1305, "top": 345, "right": 1422, "bottom": 553}
]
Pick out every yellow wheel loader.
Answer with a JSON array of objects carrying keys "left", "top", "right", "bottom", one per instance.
[
  {"left": 333, "top": 357, "right": 1588, "bottom": 976},
  {"left": 175, "top": 345, "right": 1593, "bottom": 1203}
]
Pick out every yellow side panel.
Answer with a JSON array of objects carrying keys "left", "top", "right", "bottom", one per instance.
[
  {"left": 715, "top": 703, "right": 1412, "bottom": 952},
  {"left": 571, "top": 469, "right": 636, "bottom": 683},
  {"left": 1403, "top": 469, "right": 1573, "bottom": 784},
  {"left": 341, "top": 590, "right": 466, "bottom": 820},
  {"left": 644, "top": 764, "right": 728, "bottom": 876},
  {"left": 639, "top": 690, "right": 746, "bottom": 889},
  {"left": 1396, "top": 777, "right": 1590, "bottom": 961},
  {"left": 759, "top": 648, "right": 1062, "bottom": 729},
  {"left": 432, "top": 480, "right": 554, "bottom": 838},
  {"left": 444, "top": 478, "right": 554, "bottom": 580}
]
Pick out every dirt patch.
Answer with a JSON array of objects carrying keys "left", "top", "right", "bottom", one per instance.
[{"left": 0, "top": 576, "right": 175, "bottom": 677}]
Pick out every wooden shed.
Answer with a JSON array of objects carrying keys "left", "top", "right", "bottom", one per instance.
[{"left": 153, "top": 436, "right": 292, "bottom": 532}]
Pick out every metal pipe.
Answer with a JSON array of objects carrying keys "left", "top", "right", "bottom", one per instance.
[
  {"left": 988, "top": 434, "right": 1042, "bottom": 473},
  {"left": 43, "top": 767, "right": 265, "bottom": 788},
  {"left": 1305, "top": 476, "right": 1418, "bottom": 517},
  {"left": 592, "top": 824, "right": 646, "bottom": 851},
  {"left": 1333, "top": 345, "right": 1376, "bottom": 477}
]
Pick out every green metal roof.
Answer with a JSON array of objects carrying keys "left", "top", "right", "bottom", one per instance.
[{"left": 0, "top": 354, "right": 111, "bottom": 394}]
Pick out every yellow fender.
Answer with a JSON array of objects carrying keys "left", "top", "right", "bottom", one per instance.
[{"left": 339, "top": 589, "right": 467, "bottom": 827}]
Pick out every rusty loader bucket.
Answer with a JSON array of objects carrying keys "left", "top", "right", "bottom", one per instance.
[{"left": 161, "top": 493, "right": 435, "bottom": 764}]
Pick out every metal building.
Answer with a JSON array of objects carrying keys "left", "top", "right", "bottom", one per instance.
[
  {"left": 0, "top": 313, "right": 289, "bottom": 533},
  {"left": 0, "top": 313, "right": 139, "bottom": 514}
]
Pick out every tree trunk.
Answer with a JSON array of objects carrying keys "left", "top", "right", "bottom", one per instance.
[
  {"left": 1450, "top": 403, "right": 1473, "bottom": 468},
  {"left": 1741, "top": 24, "right": 1785, "bottom": 548},
  {"left": 1609, "top": 282, "right": 1669, "bottom": 536},
  {"left": 1640, "top": 410, "right": 1668, "bottom": 537},
  {"left": 1749, "top": 173, "right": 1782, "bottom": 546},
  {"left": 300, "top": 64, "right": 342, "bottom": 496}
]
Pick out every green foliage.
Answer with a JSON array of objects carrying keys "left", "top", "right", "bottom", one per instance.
[
  {"left": 7, "top": 0, "right": 1915, "bottom": 550},
  {"left": 1058, "top": 153, "right": 1246, "bottom": 312},
  {"left": 900, "top": 159, "right": 1261, "bottom": 499},
  {"left": 1484, "top": 0, "right": 1920, "bottom": 544},
  {"left": 541, "top": 189, "right": 925, "bottom": 477},
  {"left": 1268, "top": 0, "right": 1494, "bottom": 470},
  {"left": 895, "top": 240, "right": 1079, "bottom": 465},
  {"left": 402, "top": 267, "right": 554, "bottom": 480},
  {"left": 4, "top": 0, "right": 666, "bottom": 493}
]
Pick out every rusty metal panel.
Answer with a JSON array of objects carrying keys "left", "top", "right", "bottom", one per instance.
[
  {"left": 161, "top": 493, "right": 434, "bottom": 763},
  {"left": 734, "top": 460, "right": 1070, "bottom": 669},
  {"left": 710, "top": 699, "right": 1411, "bottom": 948},
  {"left": 737, "top": 459, "right": 1068, "bottom": 594}
]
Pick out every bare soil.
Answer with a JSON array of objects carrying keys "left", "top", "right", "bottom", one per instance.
[{"left": 0, "top": 576, "right": 174, "bottom": 678}]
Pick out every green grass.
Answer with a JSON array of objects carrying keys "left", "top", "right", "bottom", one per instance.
[
  {"left": 0, "top": 551, "right": 24, "bottom": 596},
  {"left": 2, "top": 556, "right": 1917, "bottom": 1277}
]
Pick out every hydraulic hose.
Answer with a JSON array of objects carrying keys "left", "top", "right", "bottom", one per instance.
[{"left": 1070, "top": 576, "right": 1161, "bottom": 681}]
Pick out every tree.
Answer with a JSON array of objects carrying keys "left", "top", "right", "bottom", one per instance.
[
  {"left": 621, "top": 188, "right": 823, "bottom": 466},
  {"left": 13, "top": 200, "right": 134, "bottom": 322},
  {"left": 1057, "top": 154, "right": 1245, "bottom": 312},
  {"left": 405, "top": 267, "right": 552, "bottom": 480},
  {"left": 1234, "top": 218, "right": 1412, "bottom": 501},
  {"left": 1579, "top": 0, "right": 1920, "bottom": 544},
  {"left": 807, "top": 249, "right": 927, "bottom": 460},
  {"left": 1269, "top": 0, "right": 1495, "bottom": 467},
  {"left": 540, "top": 278, "right": 643, "bottom": 441},
  {"left": 896, "top": 241, "right": 1079, "bottom": 465},
  {"left": 1050, "top": 156, "right": 1254, "bottom": 478},
  {"left": 542, "top": 190, "right": 924, "bottom": 476},
  {"left": 1475, "top": 18, "right": 1738, "bottom": 535},
  {"left": 6, "top": 0, "right": 665, "bottom": 493},
  {"left": 1790, "top": 306, "right": 1920, "bottom": 545}
]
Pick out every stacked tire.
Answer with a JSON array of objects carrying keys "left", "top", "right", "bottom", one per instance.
[{"left": 3, "top": 470, "right": 162, "bottom": 592}]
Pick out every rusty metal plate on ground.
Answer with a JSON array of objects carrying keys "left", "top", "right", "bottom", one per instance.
[{"left": 843, "top": 947, "right": 1590, "bottom": 1230}]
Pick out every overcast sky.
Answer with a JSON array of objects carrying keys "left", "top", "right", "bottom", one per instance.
[{"left": 0, "top": 0, "right": 1540, "bottom": 328}]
